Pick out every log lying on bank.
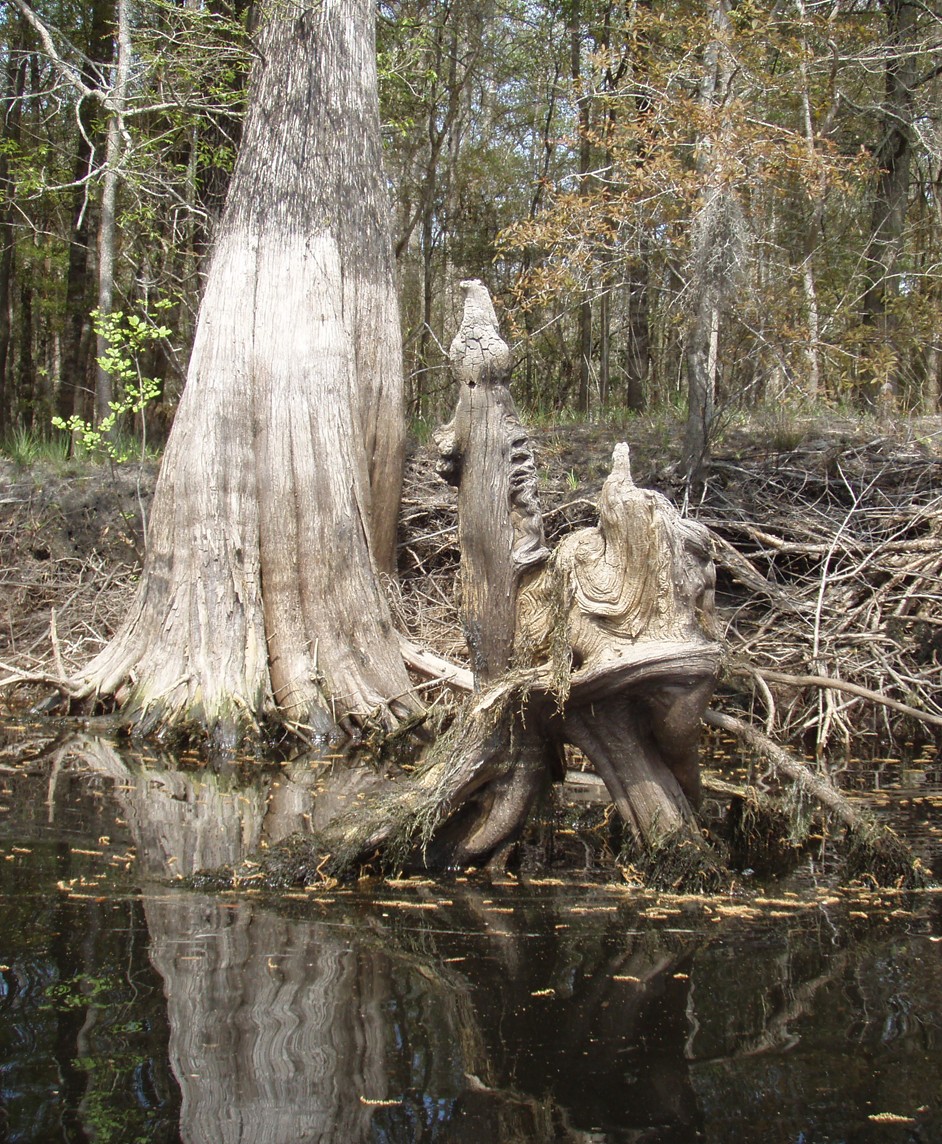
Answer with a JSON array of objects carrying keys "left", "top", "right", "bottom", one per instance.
[{"left": 309, "top": 281, "right": 725, "bottom": 888}]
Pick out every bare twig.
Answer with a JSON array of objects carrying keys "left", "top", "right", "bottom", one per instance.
[{"left": 738, "top": 665, "right": 942, "bottom": 728}]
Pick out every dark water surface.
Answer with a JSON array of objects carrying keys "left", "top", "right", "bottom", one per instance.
[{"left": 1, "top": 726, "right": 941, "bottom": 1143}]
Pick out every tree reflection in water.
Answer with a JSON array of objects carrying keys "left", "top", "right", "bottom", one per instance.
[
  {"left": 65, "top": 734, "right": 704, "bottom": 1143},
  {"left": 33, "top": 733, "right": 940, "bottom": 1143}
]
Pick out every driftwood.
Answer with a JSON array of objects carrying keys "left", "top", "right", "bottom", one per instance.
[{"left": 318, "top": 282, "right": 723, "bottom": 883}]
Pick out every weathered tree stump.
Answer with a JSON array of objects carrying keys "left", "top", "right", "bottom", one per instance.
[
  {"left": 434, "top": 280, "right": 549, "bottom": 683},
  {"left": 314, "top": 282, "right": 723, "bottom": 884},
  {"left": 519, "top": 442, "right": 721, "bottom": 854}
]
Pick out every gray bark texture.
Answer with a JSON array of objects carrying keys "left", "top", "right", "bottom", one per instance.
[
  {"left": 62, "top": 0, "right": 420, "bottom": 745},
  {"left": 94, "top": 0, "right": 130, "bottom": 424},
  {"left": 434, "top": 280, "right": 549, "bottom": 683}
]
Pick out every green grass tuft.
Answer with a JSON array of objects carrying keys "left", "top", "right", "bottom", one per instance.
[{"left": 1, "top": 427, "right": 71, "bottom": 467}]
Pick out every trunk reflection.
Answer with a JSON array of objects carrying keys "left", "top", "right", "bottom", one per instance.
[{"left": 65, "top": 733, "right": 703, "bottom": 1142}]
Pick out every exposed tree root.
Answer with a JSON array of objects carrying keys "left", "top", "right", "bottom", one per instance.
[
  {"left": 841, "top": 824, "right": 929, "bottom": 889},
  {"left": 188, "top": 695, "right": 929, "bottom": 892}
]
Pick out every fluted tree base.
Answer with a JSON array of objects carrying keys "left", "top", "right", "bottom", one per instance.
[{"left": 43, "top": 0, "right": 421, "bottom": 747}]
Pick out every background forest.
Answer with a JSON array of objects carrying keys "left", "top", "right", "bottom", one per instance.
[{"left": 1, "top": 0, "right": 941, "bottom": 462}]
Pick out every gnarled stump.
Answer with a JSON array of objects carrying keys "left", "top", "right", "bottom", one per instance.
[
  {"left": 520, "top": 442, "right": 720, "bottom": 855},
  {"left": 313, "top": 284, "right": 722, "bottom": 884}
]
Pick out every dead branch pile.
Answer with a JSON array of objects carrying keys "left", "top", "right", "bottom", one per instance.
[
  {"left": 394, "top": 425, "right": 942, "bottom": 761},
  {"left": 697, "top": 431, "right": 942, "bottom": 759},
  {"left": 0, "top": 463, "right": 143, "bottom": 696},
  {"left": 391, "top": 448, "right": 464, "bottom": 664}
]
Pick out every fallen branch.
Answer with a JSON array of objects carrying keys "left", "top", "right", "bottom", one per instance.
[
  {"left": 703, "top": 708, "right": 925, "bottom": 887},
  {"left": 398, "top": 634, "right": 473, "bottom": 692},
  {"left": 0, "top": 661, "right": 81, "bottom": 693},
  {"left": 704, "top": 708, "right": 862, "bottom": 828},
  {"left": 706, "top": 529, "right": 809, "bottom": 615},
  {"left": 735, "top": 664, "right": 942, "bottom": 729},
  {"left": 50, "top": 609, "right": 66, "bottom": 682}
]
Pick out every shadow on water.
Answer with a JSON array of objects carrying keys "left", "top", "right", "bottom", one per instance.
[{"left": 0, "top": 725, "right": 941, "bottom": 1143}]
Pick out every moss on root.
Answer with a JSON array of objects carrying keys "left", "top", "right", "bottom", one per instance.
[
  {"left": 717, "top": 777, "right": 930, "bottom": 889},
  {"left": 182, "top": 762, "right": 933, "bottom": 894},
  {"left": 185, "top": 832, "right": 339, "bottom": 891},
  {"left": 724, "top": 791, "right": 804, "bottom": 877},
  {"left": 619, "top": 829, "right": 727, "bottom": 893},
  {"left": 841, "top": 824, "right": 930, "bottom": 889}
]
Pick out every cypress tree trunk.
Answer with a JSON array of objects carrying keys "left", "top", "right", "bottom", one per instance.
[{"left": 65, "top": 0, "right": 419, "bottom": 745}]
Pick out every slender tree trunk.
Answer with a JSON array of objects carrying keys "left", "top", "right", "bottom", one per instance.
[
  {"left": 860, "top": 0, "right": 917, "bottom": 404},
  {"left": 95, "top": 0, "right": 131, "bottom": 424},
  {"left": 402, "top": 9, "right": 477, "bottom": 417},
  {"left": 17, "top": 280, "right": 34, "bottom": 426},
  {"left": 519, "top": 52, "right": 561, "bottom": 409},
  {"left": 625, "top": 262, "right": 649, "bottom": 411},
  {"left": 0, "top": 229, "right": 12, "bottom": 431},
  {"left": 0, "top": 44, "right": 25, "bottom": 432},
  {"left": 684, "top": 293, "right": 719, "bottom": 491},
  {"left": 596, "top": 2, "right": 621, "bottom": 415},
  {"left": 793, "top": 0, "right": 847, "bottom": 401},
  {"left": 67, "top": 0, "right": 419, "bottom": 745},
  {"left": 419, "top": 198, "right": 435, "bottom": 410},
  {"left": 570, "top": 0, "right": 593, "bottom": 416},
  {"left": 58, "top": 0, "right": 114, "bottom": 425},
  {"left": 59, "top": 129, "right": 96, "bottom": 424},
  {"left": 619, "top": 4, "right": 653, "bottom": 416},
  {"left": 578, "top": 294, "right": 592, "bottom": 414},
  {"left": 599, "top": 287, "right": 610, "bottom": 409},
  {"left": 797, "top": 4, "right": 822, "bottom": 400},
  {"left": 683, "top": 0, "right": 734, "bottom": 489}
]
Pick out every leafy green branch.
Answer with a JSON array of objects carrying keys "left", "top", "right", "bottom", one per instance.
[{"left": 52, "top": 303, "right": 173, "bottom": 464}]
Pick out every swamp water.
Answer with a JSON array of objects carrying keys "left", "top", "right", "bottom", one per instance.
[{"left": 0, "top": 724, "right": 941, "bottom": 1144}]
